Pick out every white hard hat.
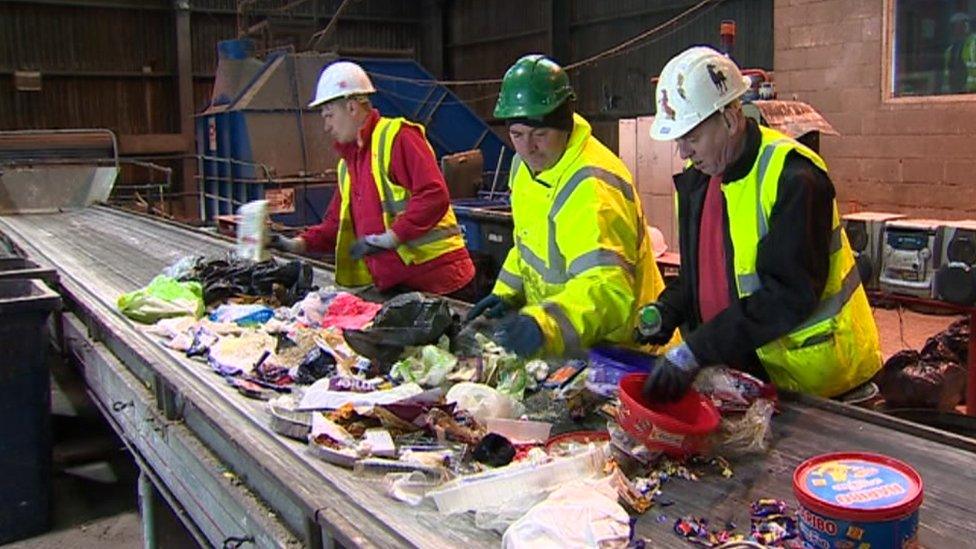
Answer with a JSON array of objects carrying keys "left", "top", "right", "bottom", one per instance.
[
  {"left": 308, "top": 61, "right": 376, "bottom": 108},
  {"left": 649, "top": 46, "right": 751, "bottom": 141},
  {"left": 647, "top": 225, "right": 668, "bottom": 258},
  {"left": 951, "top": 12, "right": 971, "bottom": 25}
]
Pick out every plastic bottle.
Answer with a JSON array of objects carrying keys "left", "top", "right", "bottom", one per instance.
[{"left": 637, "top": 304, "right": 662, "bottom": 337}]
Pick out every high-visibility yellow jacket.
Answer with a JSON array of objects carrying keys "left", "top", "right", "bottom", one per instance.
[
  {"left": 943, "top": 34, "right": 976, "bottom": 93},
  {"left": 492, "top": 113, "right": 667, "bottom": 357},
  {"left": 725, "top": 126, "right": 880, "bottom": 396},
  {"left": 333, "top": 116, "right": 466, "bottom": 287}
]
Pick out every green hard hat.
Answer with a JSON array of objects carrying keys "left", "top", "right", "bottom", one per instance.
[{"left": 494, "top": 54, "right": 575, "bottom": 119}]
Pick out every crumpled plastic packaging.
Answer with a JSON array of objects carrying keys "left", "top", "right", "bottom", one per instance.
[
  {"left": 712, "top": 398, "right": 775, "bottom": 456},
  {"left": 207, "top": 331, "right": 277, "bottom": 376},
  {"left": 117, "top": 275, "right": 205, "bottom": 324},
  {"left": 501, "top": 476, "right": 631, "bottom": 549},
  {"left": 236, "top": 199, "right": 270, "bottom": 262},
  {"left": 477, "top": 333, "right": 531, "bottom": 400},
  {"left": 162, "top": 255, "right": 204, "bottom": 280},
  {"left": 445, "top": 382, "right": 523, "bottom": 423},
  {"left": 209, "top": 303, "right": 274, "bottom": 326},
  {"left": 693, "top": 366, "right": 776, "bottom": 413},
  {"left": 290, "top": 290, "right": 336, "bottom": 327},
  {"left": 384, "top": 471, "right": 438, "bottom": 506},
  {"left": 390, "top": 342, "right": 458, "bottom": 387}
]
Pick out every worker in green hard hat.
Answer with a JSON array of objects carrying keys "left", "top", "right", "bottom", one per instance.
[{"left": 466, "top": 54, "right": 670, "bottom": 359}]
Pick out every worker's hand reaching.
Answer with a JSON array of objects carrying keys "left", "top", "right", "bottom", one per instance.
[
  {"left": 350, "top": 230, "right": 399, "bottom": 259},
  {"left": 642, "top": 343, "right": 701, "bottom": 403},
  {"left": 495, "top": 314, "right": 543, "bottom": 358},
  {"left": 267, "top": 233, "right": 305, "bottom": 254},
  {"left": 465, "top": 294, "right": 510, "bottom": 322}
]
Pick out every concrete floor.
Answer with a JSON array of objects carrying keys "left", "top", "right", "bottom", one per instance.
[{"left": 2, "top": 306, "right": 963, "bottom": 549}]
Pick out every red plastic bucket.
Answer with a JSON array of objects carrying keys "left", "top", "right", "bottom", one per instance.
[
  {"left": 793, "top": 452, "right": 923, "bottom": 548},
  {"left": 616, "top": 373, "right": 720, "bottom": 457}
]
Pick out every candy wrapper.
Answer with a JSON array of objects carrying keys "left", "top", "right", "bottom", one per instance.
[{"left": 693, "top": 366, "right": 777, "bottom": 413}]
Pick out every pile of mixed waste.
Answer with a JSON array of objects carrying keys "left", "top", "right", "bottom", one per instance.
[{"left": 120, "top": 253, "right": 789, "bottom": 548}]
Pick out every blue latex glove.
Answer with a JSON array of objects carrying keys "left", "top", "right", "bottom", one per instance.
[
  {"left": 642, "top": 342, "right": 701, "bottom": 402},
  {"left": 496, "top": 314, "right": 544, "bottom": 358},
  {"left": 465, "top": 294, "right": 510, "bottom": 322}
]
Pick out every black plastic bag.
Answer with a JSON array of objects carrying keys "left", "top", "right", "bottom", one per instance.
[
  {"left": 472, "top": 432, "right": 515, "bottom": 467},
  {"left": 179, "top": 253, "right": 315, "bottom": 306},
  {"left": 878, "top": 349, "right": 967, "bottom": 411},
  {"left": 342, "top": 292, "right": 456, "bottom": 370}
]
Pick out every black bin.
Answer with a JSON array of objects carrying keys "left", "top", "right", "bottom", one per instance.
[{"left": 0, "top": 279, "right": 61, "bottom": 544}]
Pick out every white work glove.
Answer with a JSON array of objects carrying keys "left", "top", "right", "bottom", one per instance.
[{"left": 350, "top": 230, "right": 399, "bottom": 259}]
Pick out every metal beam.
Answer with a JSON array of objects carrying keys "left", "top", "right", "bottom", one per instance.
[
  {"left": 117, "top": 134, "right": 189, "bottom": 156},
  {"left": 420, "top": 0, "right": 445, "bottom": 78},
  {"left": 549, "top": 0, "right": 571, "bottom": 65},
  {"left": 0, "top": 0, "right": 420, "bottom": 23},
  {"left": 173, "top": 0, "right": 198, "bottom": 219}
]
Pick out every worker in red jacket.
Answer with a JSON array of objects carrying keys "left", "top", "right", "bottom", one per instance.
[{"left": 270, "top": 61, "right": 476, "bottom": 299}]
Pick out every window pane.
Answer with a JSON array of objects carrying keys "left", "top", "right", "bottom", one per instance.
[{"left": 894, "top": 0, "right": 976, "bottom": 97}]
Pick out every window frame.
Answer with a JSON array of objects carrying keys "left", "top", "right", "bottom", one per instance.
[{"left": 883, "top": 0, "right": 976, "bottom": 104}]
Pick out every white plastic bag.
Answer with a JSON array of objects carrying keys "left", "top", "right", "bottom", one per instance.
[
  {"left": 501, "top": 476, "right": 630, "bottom": 549},
  {"left": 444, "top": 382, "right": 523, "bottom": 423},
  {"left": 236, "top": 200, "right": 269, "bottom": 262}
]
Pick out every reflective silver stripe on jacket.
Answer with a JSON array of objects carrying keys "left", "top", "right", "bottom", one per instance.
[
  {"left": 543, "top": 301, "right": 582, "bottom": 357},
  {"left": 754, "top": 138, "right": 792, "bottom": 240},
  {"left": 515, "top": 165, "right": 638, "bottom": 284},
  {"left": 498, "top": 268, "right": 523, "bottom": 293},
  {"left": 793, "top": 266, "right": 861, "bottom": 332},
  {"left": 404, "top": 225, "right": 462, "bottom": 247}
]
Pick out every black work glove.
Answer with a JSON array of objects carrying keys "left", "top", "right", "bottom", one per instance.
[
  {"left": 465, "top": 294, "right": 510, "bottom": 322},
  {"left": 495, "top": 314, "right": 544, "bottom": 358},
  {"left": 642, "top": 343, "right": 702, "bottom": 403}
]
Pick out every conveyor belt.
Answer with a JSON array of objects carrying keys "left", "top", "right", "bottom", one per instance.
[{"left": 2, "top": 206, "right": 975, "bottom": 547}]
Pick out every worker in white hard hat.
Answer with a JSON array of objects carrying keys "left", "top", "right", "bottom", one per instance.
[
  {"left": 464, "top": 54, "right": 671, "bottom": 359},
  {"left": 635, "top": 46, "right": 881, "bottom": 401},
  {"left": 269, "top": 60, "right": 476, "bottom": 298},
  {"left": 942, "top": 12, "right": 976, "bottom": 94}
]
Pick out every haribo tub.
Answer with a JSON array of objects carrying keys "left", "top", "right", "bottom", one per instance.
[{"left": 793, "top": 452, "right": 923, "bottom": 548}]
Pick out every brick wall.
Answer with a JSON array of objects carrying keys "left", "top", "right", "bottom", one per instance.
[{"left": 775, "top": 0, "right": 976, "bottom": 220}]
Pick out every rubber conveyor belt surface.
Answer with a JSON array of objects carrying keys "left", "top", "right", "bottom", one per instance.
[
  {"left": 1, "top": 206, "right": 975, "bottom": 547},
  {"left": 0, "top": 206, "right": 498, "bottom": 548}
]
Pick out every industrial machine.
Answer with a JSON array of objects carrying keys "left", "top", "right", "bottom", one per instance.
[
  {"left": 879, "top": 218, "right": 944, "bottom": 298},
  {"left": 841, "top": 212, "right": 906, "bottom": 290},
  {"left": 0, "top": 129, "right": 119, "bottom": 214},
  {"left": 195, "top": 39, "right": 512, "bottom": 226},
  {"left": 935, "top": 220, "right": 976, "bottom": 305}
]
